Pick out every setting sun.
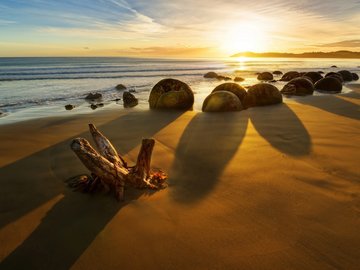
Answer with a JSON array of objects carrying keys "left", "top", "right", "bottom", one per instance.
[{"left": 221, "top": 22, "right": 268, "bottom": 54}]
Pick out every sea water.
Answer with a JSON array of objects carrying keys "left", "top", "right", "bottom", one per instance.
[{"left": 0, "top": 57, "right": 359, "bottom": 124}]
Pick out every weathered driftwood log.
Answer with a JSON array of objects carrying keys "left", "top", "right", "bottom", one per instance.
[
  {"left": 89, "top": 124, "right": 127, "bottom": 168},
  {"left": 69, "top": 124, "right": 167, "bottom": 200}
]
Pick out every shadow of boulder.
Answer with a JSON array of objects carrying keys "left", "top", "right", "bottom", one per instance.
[
  {"left": 295, "top": 95, "right": 360, "bottom": 121},
  {"left": 249, "top": 104, "right": 312, "bottom": 156},
  {"left": 170, "top": 112, "right": 248, "bottom": 203}
]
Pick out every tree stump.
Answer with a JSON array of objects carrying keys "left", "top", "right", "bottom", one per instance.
[{"left": 68, "top": 124, "right": 167, "bottom": 200}]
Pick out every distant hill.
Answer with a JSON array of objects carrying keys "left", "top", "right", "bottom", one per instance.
[{"left": 231, "top": 50, "right": 360, "bottom": 59}]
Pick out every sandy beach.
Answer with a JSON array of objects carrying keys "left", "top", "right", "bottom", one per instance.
[{"left": 0, "top": 84, "right": 359, "bottom": 269}]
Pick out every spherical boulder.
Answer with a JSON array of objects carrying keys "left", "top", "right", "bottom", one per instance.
[
  {"left": 212, "top": 83, "right": 247, "bottom": 106},
  {"left": 303, "top": 72, "right": 323, "bottom": 83},
  {"left": 257, "top": 72, "right": 273, "bottom": 81},
  {"left": 85, "top": 92, "right": 102, "bottom": 100},
  {"left": 273, "top": 70, "right": 283, "bottom": 75},
  {"left": 315, "top": 77, "right": 342, "bottom": 93},
  {"left": 115, "top": 84, "right": 127, "bottom": 90},
  {"left": 280, "top": 71, "right": 300, "bottom": 81},
  {"left": 352, "top": 73, "right": 359, "bottom": 81},
  {"left": 149, "top": 78, "right": 194, "bottom": 110},
  {"left": 244, "top": 83, "right": 282, "bottom": 107},
  {"left": 65, "top": 104, "right": 75, "bottom": 110},
  {"left": 217, "top": 75, "right": 232, "bottom": 81},
  {"left": 325, "top": 72, "right": 344, "bottom": 82},
  {"left": 202, "top": 91, "right": 243, "bottom": 112},
  {"left": 204, "top": 72, "right": 218, "bottom": 78},
  {"left": 281, "top": 77, "right": 314, "bottom": 96},
  {"left": 234, "top": 76, "right": 245, "bottom": 82},
  {"left": 338, "top": 70, "right": 353, "bottom": 82}
]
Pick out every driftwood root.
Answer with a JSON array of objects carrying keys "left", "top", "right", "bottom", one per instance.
[{"left": 68, "top": 124, "right": 167, "bottom": 200}]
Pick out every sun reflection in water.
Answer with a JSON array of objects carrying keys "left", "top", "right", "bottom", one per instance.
[{"left": 235, "top": 56, "right": 249, "bottom": 71}]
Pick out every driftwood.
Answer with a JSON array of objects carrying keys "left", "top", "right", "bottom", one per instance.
[{"left": 68, "top": 124, "right": 167, "bottom": 200}]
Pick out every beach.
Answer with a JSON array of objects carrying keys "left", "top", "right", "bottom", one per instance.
[{"left": 0, "top": 83, "right": 359, "bottom": 269}]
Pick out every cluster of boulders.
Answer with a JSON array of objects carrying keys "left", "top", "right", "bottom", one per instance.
[
  {"left": 147, "top": 67, "right": 359, "bottom": 112},
  {"left": 148, "top": 78, "right": 282, "bottom": 112},
  {"left": 204, "top": 68, "right": 357, "bottom": 98},
  {"left": 64, "top": 68, "right": 359, "bottom": 113},
  {"left": 277, "top": 69, "right": 358, "bottom": 96},
  {"left": 64, "top": 83, "right": 139, "bottom": 111}
]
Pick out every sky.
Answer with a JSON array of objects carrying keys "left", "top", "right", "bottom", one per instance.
[{"left": 0, "top": 0, "right": 359, "bottom": 57}]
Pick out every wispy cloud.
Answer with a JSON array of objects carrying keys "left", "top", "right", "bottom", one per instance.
[
  {"left": 125, "top": 46, "right": 214, "bottom": 56},
  {"left": 0, "top": 19, "right": 16, "bottom": 25},
  {"left": 314, "top": 40, "right": 360, "bottom": 48}
]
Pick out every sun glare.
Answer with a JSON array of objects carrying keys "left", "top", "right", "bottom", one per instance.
[{"left": 221, "top": 22, "right": 268, "bottom": 55}]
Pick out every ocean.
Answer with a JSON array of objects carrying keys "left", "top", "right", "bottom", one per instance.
[{"left": 0, "top": 57, "right": 359, "bottom": 124}]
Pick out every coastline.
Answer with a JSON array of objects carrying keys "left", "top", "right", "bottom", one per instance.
[
  {"left": 1, "top": 57, "right": 359, "bottom": 125},
  {"left": 0, "top": 84, "right": 359, "bottom": 269}
]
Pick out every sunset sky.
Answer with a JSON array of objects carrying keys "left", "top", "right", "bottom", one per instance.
[{"left": 0, "top": 0, "right": 359, "bottom": 57}]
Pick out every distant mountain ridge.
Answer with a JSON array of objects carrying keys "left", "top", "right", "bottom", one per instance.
[{"left": 231, "top": 50, "right": 360, "bottom": 58}]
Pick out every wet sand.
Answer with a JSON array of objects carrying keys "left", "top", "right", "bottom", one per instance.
[{"left": 0, "top": 85, "right": 359, "bottom": 269}]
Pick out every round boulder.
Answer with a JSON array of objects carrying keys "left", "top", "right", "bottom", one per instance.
[
  {"left": 202, "top": 91, "right": 243, "bottom": 112},
  {"left": 280, "top": 71, "right": 300, "bottom": 81},
  {"left": 85, "top": 93, "right": 102, "bottom": 100},
  {"left": 352, "top": 73, "right": 359, "bottom": 81},
  {"left": 257, "top": 72, "right": 273, "bottom": 81},
  {"left": 281, "top": 77, "right": 314, "bottom": 96},
  {"left": 65, "top": 104, "right": 75, "bottom": 110},
  {"left": 217, "top": 75, "right": 232, "bottom": 81},
  {"left": 115, "top": 84, "right": 127, "bottom": 90},
  {"left": 204, "top": 72, "right": 218, "bottom": 78},
  {"left": 303, "top": 72, "right": 323, "bottom": 83},
  {"left": 315, "top": 77, "right": 342, "bottom": 93},
  {"left": 273, "top": 70, "right": 283, "bottom": 75},
  {"left": 325, "top": 72, "right": 344, "bottom": 83},
  {"left": 212, "top": 83, "right": 247, "bottom": 106},
  {"left": 244, "top": 83, "right": 282, "bottom": 107},
  {"left": 338, "top": 70, "right": 353, "bottom": 82},
  {"left": 149, "top": 78, "right": 194, "bottom": 110},
  {"left": 234, "top": 76, "right": 245, "bottom": 82}
]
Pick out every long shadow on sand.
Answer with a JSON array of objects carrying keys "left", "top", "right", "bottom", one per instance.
[
  {"left": 249, "top": 103, "right": 312, "bottom": 157},
  {"left": 170, "top": 112, "right": 248, "bottom": 204},
  {"left": 0, "top": 110, "right": 183, "bottom": 269},
  {"left": 341, "top": 89, "right": 360, "bottom": 100},
  {"left": 295, "top": 94, "right": 360, "bottom": 121}
]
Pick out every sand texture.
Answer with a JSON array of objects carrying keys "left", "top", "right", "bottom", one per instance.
[{"left": 0, "top": 86, "right": 359, "bottom": 269}]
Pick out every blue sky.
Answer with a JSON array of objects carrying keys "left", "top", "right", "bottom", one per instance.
[{"left": 0, "top": 0, "right": 359, "bottom": 57}]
